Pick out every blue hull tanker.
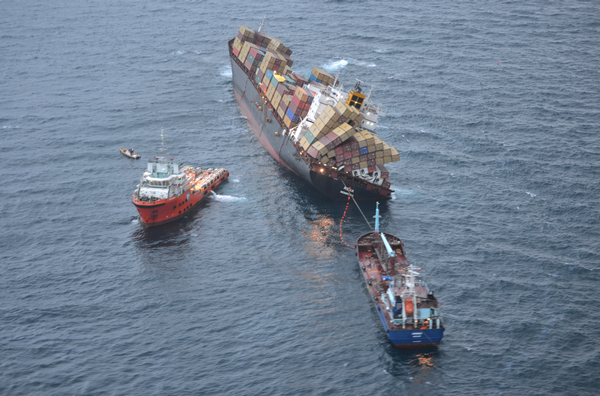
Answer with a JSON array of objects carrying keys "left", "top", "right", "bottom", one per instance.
[{"left": 356, "top": 204, "right": 444, "bottom": 347}]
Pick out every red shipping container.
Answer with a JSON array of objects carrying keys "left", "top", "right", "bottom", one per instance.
[
  {"left": 343, "top": 144, "right": 352, "bottom": 153},
  {"left": 288, "top": 100, "right": 302, "bottom": 116},
  {"left": 367, "top": 152, "right": 376, "bottom": 160},
  {"left": 378, "top": 164, "right": 389, "bottom": 178},
  {"left": 382, "top": 180, "right": 391, "bottom": 189},
  {"left": 343, "top": 159, "right": 352, "bottom": 166},
  {"left": 233, "top": 47, "right": 240, "bottom": 57},
  {"left": 291, "top": 94, "right": 300, "bottom": 107},
  {"left": 292, "top": 73, "right": 308, "bottom": 87},
  {"left": 277, "top": 84, "right": 285, "bottom": 96},
  {"left": 360, "top": 155, "right": 368, "bottom": 162},
  {"left": 351, "top": 141, "right": 359, "bottom": 150},
  {"left": 325, "top": 131, "right": 337, "bottom": 141},
  {"left": 352, "top": 163, "right": 360, "bottom": 170},
  {"left": 368, "top": 165, "right": 377, "bottom": 173},
  {"left": 335, "top": 146, "right": 344, "bottom": 156},
  {"left": 320, "top": 136, "right": 332, "bottom": 146},
  {"left": 351, "top": 148, "right": 360, "bottom": 158},
  {"left": 307, "top": 146, "right": 321, "bottom": 160},
  {"left": 367, "top": 159, "right": 376, "bottom": 166}
]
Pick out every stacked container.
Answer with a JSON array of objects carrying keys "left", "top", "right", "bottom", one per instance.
[{"left": 309, "top": 67, "right": 336, "bottom": 86}]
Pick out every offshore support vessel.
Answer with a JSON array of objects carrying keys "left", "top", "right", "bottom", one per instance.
[
  {"left": 228, "top": 23, "right": 401, "bottom": 201},
  {"left": 356, "top": 203, "right": 444, "bottom": 347},
  {"left": 132, "top": 140, "right": 229, "bottom": 227}
]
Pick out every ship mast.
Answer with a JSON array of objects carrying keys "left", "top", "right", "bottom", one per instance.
[{"left": 258, "top": 15, "right": 266, "bottom": 32}]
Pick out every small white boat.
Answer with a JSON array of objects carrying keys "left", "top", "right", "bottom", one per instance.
[{"left": 120, "top": 147, "right": 141, "bottom": 159}]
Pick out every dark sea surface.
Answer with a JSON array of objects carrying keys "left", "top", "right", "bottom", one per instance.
[{"left": 2, "top": 0, "right": 600, "bottom": 394}]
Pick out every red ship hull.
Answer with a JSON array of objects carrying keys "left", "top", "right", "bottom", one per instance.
[{"left": 133, "top": 170, "right": 229, "bottom": 227}]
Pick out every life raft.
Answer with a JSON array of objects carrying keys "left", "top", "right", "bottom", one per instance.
[{"left": 405, "top": 299, "right": 414, "bottom": 315}]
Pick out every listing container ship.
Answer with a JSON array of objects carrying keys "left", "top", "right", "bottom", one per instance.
[
  {"left": 228, "top": 23, "right": 401, "bottom": 201},
  {"left": 356, "top": 203, "right": 444, "bottom": 347},
  {"left": 132, "top": 143, "right": 229, "bottom": 227}
]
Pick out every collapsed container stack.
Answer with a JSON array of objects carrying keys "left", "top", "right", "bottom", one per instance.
[
  {"left": 309, "top": 67, "right": 336, "bottom": 86},
  {"left": 232, "top": 25, "right": 400, "bottom": 186}
]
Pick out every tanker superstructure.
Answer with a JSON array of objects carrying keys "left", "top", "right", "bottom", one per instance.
[{"left": 228, "top": 24, "right": 401, "bottom": 201}]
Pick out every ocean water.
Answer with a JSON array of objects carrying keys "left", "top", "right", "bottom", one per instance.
[{"left": 2, "top": 0, "right": 600, "bottom": 394}]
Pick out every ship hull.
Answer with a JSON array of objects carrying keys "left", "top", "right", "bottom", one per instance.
[
  {"left": 133, "top": 171, "right": 228, "bottom": 227},
  {"left": 229, "top": 48, "right": 390, "bottom": 202}
]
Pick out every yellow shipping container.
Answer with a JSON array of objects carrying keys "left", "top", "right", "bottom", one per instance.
[
  {"left": 311, "top": 141, "right": 327, "bottom": 155},
  {"left": 323, "top": 106, "right": 340, "bottom": 122},
  {"left": 354, "top": 132, "right": 367, "bottom": 147},
  {"left": 238, "top": 25, "right": 255, "bottom": 40},
  {"left": 335, "top": 101, "right": 354, "bottom": 119},
  {"left": 300, "top": 137, "right": 310, "bottom": 151}
]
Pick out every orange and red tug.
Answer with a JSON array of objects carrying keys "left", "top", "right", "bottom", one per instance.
[{"left": 132, "top": 152, "right": 228, "bottom": 227}]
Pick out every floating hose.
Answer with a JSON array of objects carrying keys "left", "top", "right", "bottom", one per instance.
[{"left": 339, "top": 195, "right": 355, "bottom": 249}]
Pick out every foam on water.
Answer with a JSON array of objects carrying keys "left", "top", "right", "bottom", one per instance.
[
  {"left": 208, "top": 191, "right": 246, "bottom": 202},
  {"left": 220, "top": 65, "right": 232, "bottom": 78},
  {"left": 323, "top": 59, "right": 348, "bottom": 72}
]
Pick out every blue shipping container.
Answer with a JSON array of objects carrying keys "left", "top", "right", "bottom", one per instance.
[
  {"left": 360, "top": 146, "right": 369, "bottom": 155},
  {"left": 309, "top": 73, "right": 322, "bottom": 83}
]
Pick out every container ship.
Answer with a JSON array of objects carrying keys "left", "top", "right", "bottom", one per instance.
[
  {"left": 228, "top": 24, "right": 401, "bottom": 201},
  {"left": 132, "top": 146, "right": 229, "bottom": 227},
  {"left": 356, "top": 203, "right": 444, "bottom": 347}
]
